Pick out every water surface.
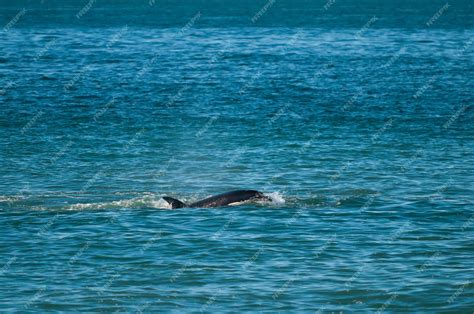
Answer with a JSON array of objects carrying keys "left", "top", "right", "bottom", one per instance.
[{"left": 1, "top": 0, "right": 473, "bottom": 312}]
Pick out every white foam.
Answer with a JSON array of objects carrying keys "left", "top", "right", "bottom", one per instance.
[
  {"left": 264, "top": 192, "right": 285, "bottom": 205},
  {"left": 0, "top": 195, "right": 25, "bottom": 203},
  {"left": 65, "top": 195, "right": 172, "bottom": 211}
]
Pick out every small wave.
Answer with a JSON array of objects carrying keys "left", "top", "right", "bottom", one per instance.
[
  {"left": 65, "top": 192, "right": 286, "bottom": 211},
  {"left": 66, "top": 195, "right": 171, "bottom": 211},
  {"left": 0, "top": 195, "right": 28, "bottom": 204},
  {"left": 0, "top": 196, "right": 17, "bottom": 203}
]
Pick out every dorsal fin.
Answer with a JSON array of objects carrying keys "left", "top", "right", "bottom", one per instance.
[{"left": 162, "top": 197, "right": 187, "bottom": 209}]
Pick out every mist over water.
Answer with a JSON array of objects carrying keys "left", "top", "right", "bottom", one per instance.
[{"left": 1, "top": 0, "right": 473, "bottom": 312}]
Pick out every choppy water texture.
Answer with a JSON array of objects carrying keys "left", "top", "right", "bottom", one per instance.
[{"left": 1, "top": 0, "right": 474, "bottom": 312}]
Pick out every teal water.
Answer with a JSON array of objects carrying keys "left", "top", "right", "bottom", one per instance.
[{"left": 1, "top": 0, "right": 473, "bottom": 312}]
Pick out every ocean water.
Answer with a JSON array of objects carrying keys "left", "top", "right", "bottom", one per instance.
[{"left": 1, "top": 0, "right": 473, "bottom": 312}]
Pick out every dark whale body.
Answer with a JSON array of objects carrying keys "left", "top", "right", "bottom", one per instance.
[{"left": 163, "top": 190, "right": 269, "bottom": 209}]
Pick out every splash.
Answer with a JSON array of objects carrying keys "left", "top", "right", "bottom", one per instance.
[{"left": 264, "top": 192, "right": 286, "bottom": 205}]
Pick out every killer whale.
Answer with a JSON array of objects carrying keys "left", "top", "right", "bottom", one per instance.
[{"left": 163, "top": 190, "right": 270, "bottom": 209}]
